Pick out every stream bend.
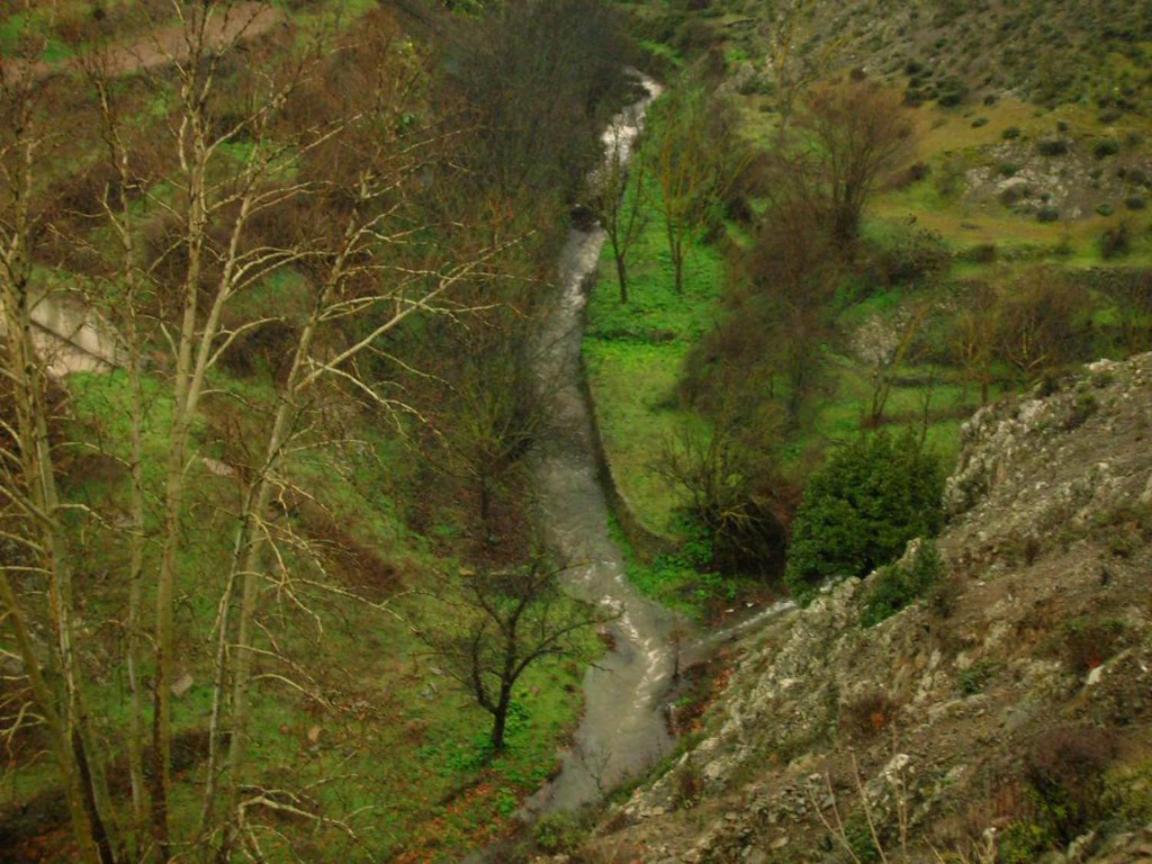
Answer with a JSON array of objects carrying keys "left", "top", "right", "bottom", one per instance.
[{"left": 523, "top": 73, "right": 675, "bottom": 815}]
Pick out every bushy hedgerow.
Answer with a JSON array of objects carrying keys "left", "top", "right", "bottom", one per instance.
[{"left": 784, "top": 431, "right": 944, "bottom": 603}]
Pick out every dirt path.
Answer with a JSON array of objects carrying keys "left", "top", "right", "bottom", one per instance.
[{"left": 6, "top": 2, "right": 286, "bottom": 83}]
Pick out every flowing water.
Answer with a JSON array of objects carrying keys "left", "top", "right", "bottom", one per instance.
[
  {"left": 521, "top": 72, "right": 676, "bottom": 816},
  {"left": 464, "top": 74, "right": 800, "bottom": 862}
]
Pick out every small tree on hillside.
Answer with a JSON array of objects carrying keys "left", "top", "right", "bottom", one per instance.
[
  {"left": 993, "top": 267, "right": 1090, "bottom": 380},
  {"left": 419, "top": 561, "right": 603, "bottom": 752},
  {"left": 794, "top": 79, "right": 915, "bottom": 247},
  {"left": 1102, "top": 270, "right": 1152, "bottom": 356},
  {"left": 592, "top": 129, "right": 648, "bottom": 303},
  {"left": 419, "top": 305, "right": 539, "bottom": 541},
  {"left": 759, "top": 0, "right": 845, "bottom": 143},
  {"left": 744, "top": 197, "right": 842, "bottom": 421},
  {"left": 784, "top": 430, "right": 944, "bottom": 603},
  {"left": 654, "top": 407, "right": 790, "bottom": 576},
  {"left": 649, "top": 84, "right": 742, "bottom": 295}
]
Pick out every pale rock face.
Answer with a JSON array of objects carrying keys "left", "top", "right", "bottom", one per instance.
[{"left": 558, "top": 353, "right": 1152, "bottom": 864}]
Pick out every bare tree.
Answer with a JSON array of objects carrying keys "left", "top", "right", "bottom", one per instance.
[
  {"left": 951, "top": 280, "right": 999, "bottom": 405},
  {"left": 413, "top": 302, "right": 539, "bottom": 541},
  {"left": 993, "top": 267, "right": 1088, "bottom": 380},
  {"left": 759, "top": 0, "right": 845, "bottom": 143},
  {"left": 592, "top": 124, "right": 649, "bottom": 304},
  {"left": 856, "top": 304, "right": 930, "bottom": 428},
  {"left": 3, "top": 3, "right": 525, "bottom": 860},
  {"left": 794, "top": 79, "right": 915, "bottom": 247},
  {"left": 418, "top": 560, "right": 603, "bottom": 753},
  {"left": 0, "top": 30, "right": 125, "bottom": 864},
  {"left": 649, "top": 84, "right": 728, "bottom": 295}
]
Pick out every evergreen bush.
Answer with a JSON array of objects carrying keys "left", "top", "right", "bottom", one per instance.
[
  {"left": 860, "top": 540, "right": 943, "bottom": 626},
  {"left": 784, "top": 431, "right": 944, "bottom": 603}
]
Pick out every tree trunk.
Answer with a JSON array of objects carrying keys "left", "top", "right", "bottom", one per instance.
[
  {"left": 615, "top": 254, "right": 629, "bottom": 304},
  {"left": 672, "top": 243, "right": 685, "bottom": 295},
  {"left": 491, "top": 691, "right": 512, "bottom": 753},
  {"left": 479, "top": 474, "right": 492, "bottom": 536}
]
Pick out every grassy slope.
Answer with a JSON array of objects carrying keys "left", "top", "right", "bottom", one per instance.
[
  {"left": 584, "top": 173, "right": 723, "bottom": 536},
  {"left": 1, "top": 350, "right": 591, "bottom": 863},
  {"left": 590, "top": 0, "right": 1152, "bottom": 568},
  {"left": 0, "top": 7, "right": 590, "bottom": 860}
]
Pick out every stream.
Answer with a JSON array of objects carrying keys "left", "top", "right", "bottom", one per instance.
[
  {"left": 520, "top": 73, "right": 678, "bottom": 817},
  {"left": 482, "top": 73, "right": 801, "bottom": 844}
]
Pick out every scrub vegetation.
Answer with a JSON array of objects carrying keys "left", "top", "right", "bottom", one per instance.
[{"left": 584, "top": 0, "right": 1152, "bottom": 617}]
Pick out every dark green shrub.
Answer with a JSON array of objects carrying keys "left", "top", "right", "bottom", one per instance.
[
  {"left": 1036, "top": 207, "right": 1061, "bottom": 222},
  {"left": 839, "top": 690, "right": 898, "bottom": 740},
  {"left": 937, "top": 76, "right": 969, "bottom": 107},
  {"left": 860, "top": 540, "right": 943, "bottom": 626},
  {"left": 784, "top": 431, "right": 945, "bottom": 602},
  {"left": 1096, "top": 203, "right": 1114, "bottom": 217},
  {"left": 999, "top": 822, "right": 1055, "bottom": 864},
  {"left": 999, "top": 186, "right": 1025, "bottom": 206},
  {"left": 1060, "top": 617, "right": 1126, "bottom": 674},
  {"left": 1093, "top": 138, "right": 1121, "bottom": 159},
  {"left": 868, "top": 226, "right": 951, "bottom": 285},
  {"left": 927, "top": 575, "right": 959, "bottom": 618},
  {"left": 899, "top": 161, "right": 931, "bottom": 185},
  {"left": 1025, "top": 725, "right": 1118, "bottom": 843},
  {"left": 1126, "top": 195, "right": 1147, "bottom": 211},
  {"left": 903, "top": 86, "right": 922, "bottom": 107},
  {"left": 1036, "top": 137, "right": 1069, "bottom": 157},
  {"left": 1002, "top": 126, "right": 1022, "bottom": 140},
  {"left": 534, "top": 811, "right": 584, "bottom": 854},
  {"left": 1099, "top": 222, "right": 1131, "bottom": 259},
  {"left": 957, "top": 659, "right": 998, "bottom": 695},
  {"left": 971, "top": 116, "right": 989, "bottom": 128},
  {"left": 844, "top": 817, "right": 881, "bottom": 863},
  {"left": 1064, "top": 392, "right": 1098, "bottom": 430},
  {"left": 963, "top": 243, "right": 998, "bottom": 263}
]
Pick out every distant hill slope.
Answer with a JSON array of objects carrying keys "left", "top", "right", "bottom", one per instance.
[{"left": 644, "top": 0, "right": 1152, "bottom": 115}]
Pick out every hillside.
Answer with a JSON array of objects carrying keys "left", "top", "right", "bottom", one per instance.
[
  {"left": 550, "top": 351, "right": 1152, "bottom": 863},
  {"left": 628, "top": 0, "right": 1152, "bottom": 114},
  {"left": 4, "top": 3, "right": 1152, "bottom": 863},
  {"left": 582, "top": 0, "right": 1152, "bottom": 575},
  {"left": 0, "top": 2, "right": 634, "bottom": 861}
]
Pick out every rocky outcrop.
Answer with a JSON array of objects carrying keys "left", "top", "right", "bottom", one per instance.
[{"left": 554, "top": 354, "right": 1152, "bottom": 863}]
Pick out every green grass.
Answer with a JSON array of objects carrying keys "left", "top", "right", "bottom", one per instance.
[
  {"left": 609, "top": 519, "right": 759, "bottom": 620},
  {"left": 5, "top": 361, "right": 592, "bottom": 863},
  {"left": 582, "top": 172, "right": 981, "bottom": 536},
  {"left": 584, "top": 175, "right": 724, "bottom": 535},
  {"left": 789, "top": 356, "right": 1000, "bottom": 473}
]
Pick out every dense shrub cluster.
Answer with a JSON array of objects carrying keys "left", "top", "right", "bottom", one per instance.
[{"left": 784, "top": 430, "right": 945, "bottom": 603}]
